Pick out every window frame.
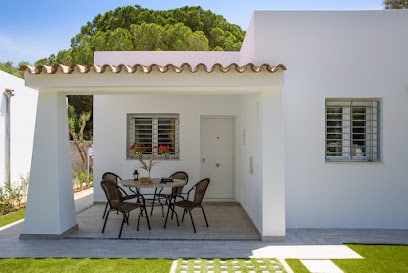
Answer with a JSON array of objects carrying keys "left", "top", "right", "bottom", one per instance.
[
  {"left": 325, "top": 98, "right": 380, "bottom": 162},
  {"left": 127, "top": 113, "right": 180, "bottom": 160}
]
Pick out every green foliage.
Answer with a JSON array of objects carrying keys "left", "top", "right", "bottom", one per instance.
[
  {"left": 36, "top": 5, "right": 245, "bottom": 65},
  {"left": 334, "top": 244, "right": 408, "bottom": 273},
  {"left": 31, "top": 6, "right": 245, "bottom": 142},
  {"left": 0, "top": 258, "right": 172, "bottom": 273},
  {"left": 68, "top": 102, "right": 92, "bottom": 170},
  {"left": 72, "top": 170, "right": 94, "bottom": 192},
  {"left": 0, "top": 61, "right": 29, "bottom": 78},
  {"left": 67, "top": 97, "right": 93, "bottom": 141},
  {"left": 0, "top": 175, "right": 29, "bottom": 215},
  {"left": 384, "top": 0, "right": 408, "bottom": 9}
]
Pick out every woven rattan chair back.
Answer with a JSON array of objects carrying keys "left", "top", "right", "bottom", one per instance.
[
  {"left": 193, "top": 178, "right": 210, "bottom": 205},
  {"left": 170, "top": 171, "right": 189, "bottom": 195},
  {"left": 102, "top": 172, "right": 122, "bottom": 184},
  {"left": 101, "top": 179, "right": 123, "bottom": 210}
]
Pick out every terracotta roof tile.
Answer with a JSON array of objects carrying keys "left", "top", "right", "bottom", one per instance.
[{"left": 20, "top": 63, "right": 286, "bottom": 75}]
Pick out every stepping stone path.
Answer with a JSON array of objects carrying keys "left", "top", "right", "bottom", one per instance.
[{"left": 174, "top": 258, "right": 286, "bottom": 273}]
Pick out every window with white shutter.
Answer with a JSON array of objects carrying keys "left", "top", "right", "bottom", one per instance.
[
  {"left": 325, "top": 99, "right": 380, "bottom": 162},
  {"left": 127, "top": 113, "right": 180, "bottom": 159}
]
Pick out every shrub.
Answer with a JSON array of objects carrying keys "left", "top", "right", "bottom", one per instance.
[
  {"left": 0, "top": 174, "right": 29, "bottom": 216},
  {"left": 72, "top": 170, "right": 94, "bottom": 192},
  {"left": 0, "top": 171, "right": 94, "bottom": 216}
]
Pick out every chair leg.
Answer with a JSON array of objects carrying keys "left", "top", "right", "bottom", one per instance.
[
  {"left": 137, "top": 210, "right": 142, "bottom": 231},
  {"left": 102, "top": 210, "right": 110, "bottom": 233},
  {"left": 118, "top": 212, "right": 126, "bottom": 238},
  {"left": 124, "top": 212, "right": 130, "bottom": 225},
  {"left": 173, "top": 205, "right": 179, "bottom": 226},
  {"left": 188, "top": 209, "right": 197, "bottom": 233},
  {"left": 182, "top": 209, "right": 187, "bottom": 222},
  {"left": 163, "top": 204, "right": 170, "bottom": 229},
  {"left": 160, "top": 200, "right": 165, "bottom": 217},
  {"left": 143, "top": 205, "right": 151, "bottom": 230},
  {"left": 102, "top": 202, "right": 109, "bottom": 219},
  {"left": 150, "top": 189, "right": 158, "bottom": 215},
  {"left": 150, "top": 191, "right": 165, "bottom": 217},
  {"left": 201, "top": 206, "right": 209, "bottom": 227},
  {"left": 170, "top": 196, "right": 177, "bottom": 219},
  {"left": 163, "top": 202, "right": 179, "bottom": 229}
]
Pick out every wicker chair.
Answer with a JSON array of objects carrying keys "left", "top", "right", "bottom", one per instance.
[
  {"left": 101, "top": 171, "right": 138, "bottom": 219},
  {"left": 164, "top": 178, "right": 210, "bottom": 233},
  {"left": 150, "top": 171, "right": 189, "bottom": 216},
  {"left": 100, "top": 179, "right": 151, "bottom": 238}
]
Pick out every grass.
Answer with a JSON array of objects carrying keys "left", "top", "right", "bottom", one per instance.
[
  {"left": 0, "top": 245, "right": 407, "bottom": 273},
  {"left": 333, "top": 244, "right": 408, "bottom": 273},
  {"left": 286, "top": 244, "right": 408, "bottom": 273},
  {"left": 0, "top": 258, "right": 172, "bottom": 273},
  {"left": 0, "top": 258, "right": 288, "bottom": 273},
  {"left": 285, "top": 259, "right": 310, "bottom": 273},
  {"left": 0, "top": 209, "right": 24, "bottom": 227}
]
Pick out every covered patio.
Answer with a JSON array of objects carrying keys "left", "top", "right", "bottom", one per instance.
[
  {"left": 67, "top": 199, "right": 260, "bottom": 240},
  {"left": 20, "top": 50, "right": 286, "bottom": 239}
]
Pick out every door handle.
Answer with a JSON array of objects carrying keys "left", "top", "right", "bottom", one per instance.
[
  {"left": 216, "top": 163, "right": 220, "bottom": 167},
  {"left": 202, "top": 158, "right": 206, "bottom": 163}
]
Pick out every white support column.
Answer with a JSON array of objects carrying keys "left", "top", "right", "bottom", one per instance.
[
  {"left": 260, "top": 90, "right": 286, "bottom": 239},
  {"left": 21, "top": 89, "right": 76, "bottom": 237}
]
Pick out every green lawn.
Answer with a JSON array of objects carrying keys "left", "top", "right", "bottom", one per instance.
[
  {"left": 333, "top": 244, "right": 408, "bottom": 273},
  {"left": 287, "top": 244, "right": 408, "bottom": 273},
  {"left": 0, "top": 245, "right": 407, "bottom": 273},
  {"left": 286, "top": 259, "right": 310, "bottom": 273},
  {"left": 0, "top": 258, "right": 172, "bottom": 273},
  {"left": 0, "top": 258, "right": 289, "bottom": 273},
  {"left": 0, "top": 210, "right": 24, "bottom": 227}
]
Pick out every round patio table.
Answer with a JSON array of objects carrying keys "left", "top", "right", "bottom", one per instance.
[
  {"left": 120, "top": 178, "right": 187, "bottom": 218},
  {"left": 120, "top": 178, "right": 186, "bottom": 189}
]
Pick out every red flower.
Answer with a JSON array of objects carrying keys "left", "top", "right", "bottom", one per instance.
[{"left": 159, "top": 144, "right": 170, "bottom": 153}]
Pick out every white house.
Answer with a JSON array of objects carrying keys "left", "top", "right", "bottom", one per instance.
[
  {"left": 20, "top": 10, "right": 408, "bottom": 239},
  {"left": 0, "top": 71, "right": 37, "bottom": 186}
]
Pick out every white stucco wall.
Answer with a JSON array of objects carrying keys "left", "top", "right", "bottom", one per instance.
[
  {"left": 23, "top": 90, "right": 75, "bottom": 236},
  {"left": 0, "top": 71, "right": 37, "bottom": 186},
  {"left": 238, "top": 90, "right": 286, "bottom": 238},
  {"left": 238, "top": 94, "right": 263, "bottom": 230},
  {"left": 93, "top": 94, "right": 242, "bottom": 202},
  {"left": 243, "top": 10, "right": 408, "bottom": 229}
]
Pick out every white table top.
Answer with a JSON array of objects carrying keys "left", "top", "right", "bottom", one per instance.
[{"left": 120, "top": 178, "right": 186, "bottom": 189}]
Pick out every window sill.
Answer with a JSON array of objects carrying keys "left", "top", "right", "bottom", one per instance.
[{"left": 324, "top": 160, "right": 384, "bottom": 165}]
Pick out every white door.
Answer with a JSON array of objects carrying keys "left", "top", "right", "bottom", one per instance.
[{"left": 200, "top": 117, "right": 235, "bottom": 201}]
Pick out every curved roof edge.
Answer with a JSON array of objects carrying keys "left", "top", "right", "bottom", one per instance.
[{"left": 20, "top": 63, "right": 287, "bottom": 75}]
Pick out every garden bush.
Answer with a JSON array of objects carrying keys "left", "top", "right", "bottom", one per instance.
[
  {"left": 0, "top": 175, "right": 28, "bottom": 216},
  {"left": 72, "top": 170, "right": 94, "bottom": 192},
  {"left": 0, "top": 170, "right": 93, "bottom": 216}
]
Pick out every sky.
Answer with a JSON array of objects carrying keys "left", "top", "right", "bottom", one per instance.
[{"left": 0, "top": 0, "right": 383, "bottom": 65}]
